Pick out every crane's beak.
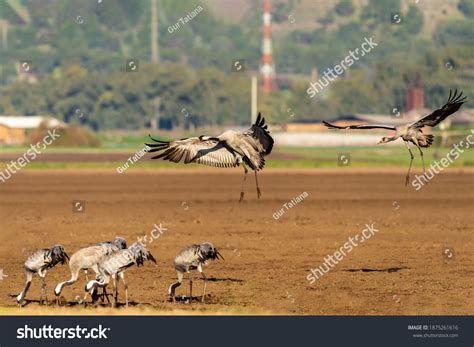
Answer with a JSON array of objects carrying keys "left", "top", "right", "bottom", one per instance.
[{"left": 148, "top": 253, "right": 157, "bottom": 264}]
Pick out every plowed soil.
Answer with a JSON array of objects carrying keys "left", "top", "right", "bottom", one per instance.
[{"left": 0, "top": 169, "right": 472, "bottom": 315}]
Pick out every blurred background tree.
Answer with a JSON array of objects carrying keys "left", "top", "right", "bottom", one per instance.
[{"left": 0, "top": 0, "right": 472, "bottom": 130}]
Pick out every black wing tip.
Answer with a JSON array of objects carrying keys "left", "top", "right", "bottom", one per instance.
[
  {"left": 323, "top": 120, "right": 339, "bottom": 129},
  {"left": 447, "top": 89, "right": 467, "bottom": 105},
  {"left": 253, "top": 112, "right": 269, "bottom": 129},
  {"left": 148, "top": 134, "right": 170, "bottom": 143},
  {"left": 254, "top": 112, "right": 266, "bottom": 127}
]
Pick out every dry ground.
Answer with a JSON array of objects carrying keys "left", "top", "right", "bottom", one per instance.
[{"left": 0, "top": 169, "right": 473, "bottom": 315}]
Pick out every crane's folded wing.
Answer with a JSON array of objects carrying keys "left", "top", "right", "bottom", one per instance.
[{"left": 246, "top": 112, "right": 274, "bottom": 155}]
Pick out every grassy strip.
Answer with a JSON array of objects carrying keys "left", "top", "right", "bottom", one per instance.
[{"left": 1, "top": 146, "right": 473, "bottom": 169}]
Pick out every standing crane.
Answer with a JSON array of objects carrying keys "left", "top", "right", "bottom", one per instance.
[
  {"left": 168, "top": 242, "right": 224, "bottom": 303},
  {"left": 323, "top": 90, "right": 467, "bottom": 185},
  {"left": 84, "top": 242, "right": 156, "bottom": 307},
  {"left": 146, "top": 113, "right": 274, "bottom": 202},
  {"left": 54, "top": 237, "right": 126, "bottom": 304},
  {"left": 17, "top": 244, "right": 69, "bottom": 306}
]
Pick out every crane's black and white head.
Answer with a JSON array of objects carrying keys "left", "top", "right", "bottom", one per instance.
[
  {"left": 47, "top": 244, "right": 69, "bottom": 267},
  {"left": 128, "top": 242, "right": 157, "bottom": 267},
  {"left": 199, "top": 242, "right": 224, "bottom": 261},
  {"left": 111, "top": 237, "right": 127, "bottom": 250},
  {"left": 85, "top": 274, "right": 105, "bottom": 292}
]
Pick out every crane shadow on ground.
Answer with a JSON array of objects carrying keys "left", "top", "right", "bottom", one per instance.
[
  {"left": 170, "top": 294, "right": 220, "bottom": 304},
  {"left": 8, "top": 295, "right": 56, "bottom": 307},
  {"left": 342, "top": 267, "right": 410, "bottom": 273},
  {"left": 205, "top": 277, "right": 244, "bottom": 283}
]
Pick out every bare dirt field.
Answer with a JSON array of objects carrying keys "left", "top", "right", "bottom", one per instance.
[{"left": 0, "top": 169, "right": 473, "bottom": 315}]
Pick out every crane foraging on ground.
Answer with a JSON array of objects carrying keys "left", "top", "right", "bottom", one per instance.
[
  {"left": 17, "top": 245, "right": 69, "bottom": 306},
  {"left": 84, "top": 242, "right": 156, "bottom": 307},
  {"left": 323, "top": 90, "right": 467, "bottom": 185},
  {"left": 54, "top": 237, "right": 126, "bottom": 304},
  {"left": 146, "top": 113, "right": 274, "bottom": 202},
  {"left": 168, "top": 242, "right": 224, "bottom": 303}
]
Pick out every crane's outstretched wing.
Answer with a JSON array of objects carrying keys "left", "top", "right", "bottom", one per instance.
[
  {"left": 410, "top": 89, "right": 467, "bottom": 129},
  {"left": 145, "top": 136, "right": 238, "bottom": 168},
  {"left": 244, "top": 112, "right": 274, "bottom": 155},
  {"left": 323, "top": 121, "right": 395, "bottom": 130}
]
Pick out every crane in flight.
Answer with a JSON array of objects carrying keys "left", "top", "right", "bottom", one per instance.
[
  {"left": 146, "top": 113, "right": 274, "bottom": 202},
  {"left": 323, "top": 90, "right": 467, "bottom": 185}
]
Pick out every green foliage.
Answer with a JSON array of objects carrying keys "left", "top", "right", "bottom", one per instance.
[
  {"left": 0, "top": 0, "right": 472, "bottom": 131},
  {"left": 458, "top": 0, "right": 474, "bottom": 18},
  {"left": 28, "top": 124, "right": 101, "bottom": 147},
  {"left": 403, "top": 5, "right": 423, "bottom": 35},
  {"left": 271, "top": 0, "right": 301, "bottom": 23}
]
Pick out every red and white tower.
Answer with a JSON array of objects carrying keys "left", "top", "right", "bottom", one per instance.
[{"left": 261, "top": 0, "right": 275, "bottom": 95}]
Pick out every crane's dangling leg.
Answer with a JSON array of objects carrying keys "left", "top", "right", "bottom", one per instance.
[
  {"left": 239, "top": 164, "right": 248, "bottom": 203},
  {"left": 17, "top": 270, "right": 33, "bottom": 306},
  {"left": 254, "top": 170, "right": 261, "bottom": 199},
  {"left": 404, "top": 141, "right": 414, "bottom": 186},
  {"left": 415, "top": 144, "right": 427, "bottom": 178}
]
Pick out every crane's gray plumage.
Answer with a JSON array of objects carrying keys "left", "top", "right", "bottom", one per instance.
[
  {"left": 146, "top": 112, "right": 274, "bottom": 202},
  {"left": 84, "top": 242, "right": 156, "bottom": 307},
  {"left": 168, "top": 242, "right": 223, "bottom": 303},
  {"left": 17, "top": 244, "right": 69, "bottom": 306},
  {"left": 323, "top": 89, "right": 467, "bottom": 185},
  {"left": 54, "top": 237, "right": 127, "bottom": 303}
]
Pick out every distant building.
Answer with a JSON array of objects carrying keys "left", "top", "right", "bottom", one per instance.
[
  {"left": 0, "top": 116, "right": 64, "bottom": 144},
  {"left": 405, "top": 84, "right": 424, "bottom": 111}
]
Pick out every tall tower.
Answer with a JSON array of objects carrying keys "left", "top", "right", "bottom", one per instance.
[{"left": 261, "top": 0, "right": 275, "bottom": 95}]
